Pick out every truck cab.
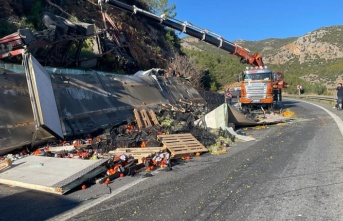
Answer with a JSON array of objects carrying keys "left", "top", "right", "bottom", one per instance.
[{"left": 239, "top": 66, "right": 274, "bottom": 111}]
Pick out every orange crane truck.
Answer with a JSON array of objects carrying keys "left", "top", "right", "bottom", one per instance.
[{"left": 239, "top": 67, "right": 288, "bottom": 111}]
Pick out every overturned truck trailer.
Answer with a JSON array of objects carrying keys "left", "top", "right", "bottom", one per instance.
[{"left": 0, "top": 54, "right": 205, "bottom": 155}]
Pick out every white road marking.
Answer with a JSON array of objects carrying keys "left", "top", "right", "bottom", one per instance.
[
  {"left": 295, "top": 100, "right": 343, "bottom": 136},
  {"left": 47, "top": 178, "right": 146, "bottom": 221},
  {"left": 48, "top": 169, "right": 162, "bottom": 221}
]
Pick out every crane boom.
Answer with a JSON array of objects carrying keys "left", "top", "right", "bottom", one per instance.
[{"left": 100, "top": 0, "right": 264, "bottom": 67}]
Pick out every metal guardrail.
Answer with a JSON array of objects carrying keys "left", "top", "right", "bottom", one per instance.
[{"left": 283, "top": 94, "right": 336, "bottom": 102}]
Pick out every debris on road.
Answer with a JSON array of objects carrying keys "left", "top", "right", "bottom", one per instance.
[
  {"left": 0, "top": 104, "right": 293, "bottom": 194},
  {"left": 108, "top": 147, "right": 166, "bottom": 163}
]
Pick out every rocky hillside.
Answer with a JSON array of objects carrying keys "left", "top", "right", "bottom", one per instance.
[
  {"left": 0, "top": 0, "right": 180, "bottom": 72},
  {"left": 182, "top": 25, "right": 343, "bottom": 90},
  {"left": 257, "top": 26, "right": 343, "bottom": 65}
]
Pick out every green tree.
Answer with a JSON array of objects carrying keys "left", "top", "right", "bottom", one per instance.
[
  {"left": 200, "top": 70, "right": 212, "bottom": 90},
  {"left": 0, "top": 20, "right": 17, "bottom": 37},
  {"left": 182, "top": 48, "right": 245, "bottom": 89},
  {"left": 141, "top": 0, "right": 176, "bottom": 17},
  {"left": 26, "top": 0, "right": 43, "bottom": 29}
]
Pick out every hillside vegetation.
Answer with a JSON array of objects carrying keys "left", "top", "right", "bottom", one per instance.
[{"left": 181, "top": 25, "right": 343, "bottom": 95}]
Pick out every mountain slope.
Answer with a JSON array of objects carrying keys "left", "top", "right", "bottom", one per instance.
[
  {"left": 263, "top": 26, "right": 343, "bottom": 64},
  {"left": 181, "top": 25, "right": 343, "bottom": 91}
]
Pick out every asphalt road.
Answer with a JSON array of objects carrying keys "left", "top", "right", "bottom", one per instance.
[{"left": 1, "top": 99, "right": 343, "bottom": 221}]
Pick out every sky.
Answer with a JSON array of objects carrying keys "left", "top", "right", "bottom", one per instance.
[{"left": 169, "top": 0, "right": 343, "bottom": 41}]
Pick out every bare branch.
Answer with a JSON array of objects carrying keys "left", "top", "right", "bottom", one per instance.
[
  {"left": 168, "top": 54, "right": 204, "bottom": 89},
  {"left": 45, "top": 0, "right": 72, "bottom": 17}
]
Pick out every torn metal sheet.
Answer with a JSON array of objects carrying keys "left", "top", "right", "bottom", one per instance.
[
  {"left": 163, "top": 77, "right": 204, "bottom": 105},
  {"left": 194, "top": 103, "right": 228, "bottom": 129},
  {"left": 0, "top": 59, "right": 206, "bottom": 155},
  {"left": 0, "top": 64, "right": 53, "bottom": 155},
  {"left": 195, "top": 103, "right": 290, "bottom": 130},
  {"left": 228, "top": 105, "right": 292, "bottom": 126},
  {"left": 23, "top": 53, "right": 63, "bottom": 139},
  {"left": 50, "top": 69, "right": 205, "bottom": 137},
  {"left": 226, "top": 127, "right": 256, "bottom": 142},
  {"left": 227, "top": 105, "right": 258, "bottom": 126}
]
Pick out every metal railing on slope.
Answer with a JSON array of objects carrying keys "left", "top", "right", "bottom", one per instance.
[{"left": 283, "top": 94, "right": 336, "bottom": 102}]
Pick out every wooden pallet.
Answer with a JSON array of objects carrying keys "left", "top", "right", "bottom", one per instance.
[
  {"left": 108, "top": 147, "right": 165, "bottom": 163},
  {"left": 134, "top": 109, "right": 160, "bottom": 129},
  {"left": 148, "top": 109, "right": 159, "bottom": 126},
  {"left": 157, "top": 133, "right": 208, "bottom": 158},
  {"left": 0, "top": 158, "right": 12, "bottom": 172},
  {"left": 140, "top": 109, "right": 152, "bottom": 128},
  {"left": 134, "top": 109, "right": 144, "bottom": 129}
]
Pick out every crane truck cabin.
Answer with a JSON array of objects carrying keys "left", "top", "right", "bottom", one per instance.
[
  {"left": 239, "top": 67, "right": 288, "bottom": 111},
  {"left": 239, "top": 66, "right": 274, "bottom": 111}
]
